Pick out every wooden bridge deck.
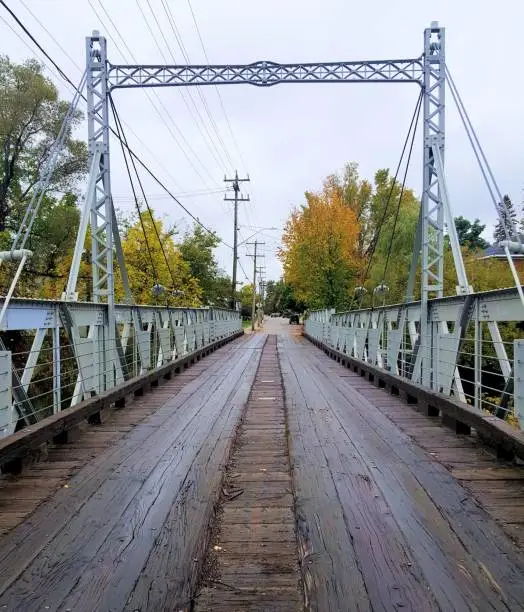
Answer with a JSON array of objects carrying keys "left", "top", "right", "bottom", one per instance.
[{"left": 0, "top": 320, "right": 523, "bottom": 610}]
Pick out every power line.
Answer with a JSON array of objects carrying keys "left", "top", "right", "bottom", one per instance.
[
  {"left": 0, "top": 0, "right": 77, "bottom": 86},
  {"left": 12, "top": 1, "right": 188, "bottom": 196},
  {"left": 18, "top": 0, "right": 197, "bottom": 194},
  {"left": 88, "top": 0, "right": 218, "bottom": 189},
  {"left": 137, "top": 0, "right": 231, "bottom": 175},
  {"left": 18, "top": 0, "right": 81, "bottom": 72},
  {"left": 112, "top": 188, "right": 231, "bottom": 201},
  {"left": 186, "top": 0, "right": 248, "bottom": 175},
  {"left": 0, "top": 1, "right": 232, "bottom": 249},
  {"left": 237, "top": 259, "right": 251, "bottom": 283},
  {"left": 160, "top": 0, "right": 236, "bottom": 171}
]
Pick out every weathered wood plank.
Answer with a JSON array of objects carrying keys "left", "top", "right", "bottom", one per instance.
[
  {"left": 194, "top": 335, "right": 303, "bottom": 611},
  {"left": 281, "top": 339, "right": 439, "bottom": 612},
  {"left": 0, "top": 334, "right": 263, "bottom": 611},
  {"left": 280, "top": 344, "right": 372, "bottom": 611},
  {"left": 0, "top": 339, "right": 245, "bottom": 571},
  {"left": 299, "top": 336, "right": 524, "bottom": 611},
  {"left": 306, "top": 332, "right": 524, "bottom": 461}
]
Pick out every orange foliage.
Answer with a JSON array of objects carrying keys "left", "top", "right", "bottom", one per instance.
[{"left": 279, "top": 187, "right": 361, "bottom": 309}]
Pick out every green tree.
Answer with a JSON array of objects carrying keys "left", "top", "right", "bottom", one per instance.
[
  {"left": 0, "top": 56, "right": 87, "bottom": 230},
  {"left": 454, "top": 216, "right": 489, "bottom": 250},
  {"left": 366, "top": 186, "right": 419, "bottom": 304},
  {"left": 0, "top": 193, "right": 82, "bottom": 298},
  {"left": 239, "top": 283, "right": 255, "bottom": 319},
  {"left": 265, "top": 280, "right": 304, "bottom": 313},
  {"left": 494, "top": 195, "right": 517, "bottom": 243},
  {"left": 178, "top": 224, "right": 231, "bottom": 306}
]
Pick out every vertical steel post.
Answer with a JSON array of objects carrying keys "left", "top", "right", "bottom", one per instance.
[
  {"left": 474, "top": 301, "right": 482, "bottom": 410},
  {"left": 86, "top": 31, "right": 114, "bottom": 307},
  {"left": 514, "top": 340, "right": 524, "bottom": 429},
  {"left": 420, "top": 22, "right": 446, "bottom": 386},
  {"left": 86, "top": 31, "right": 116, "bottom": 390},
  {"left": 53, "top": 323, "right": 61, "bottom": 414}
]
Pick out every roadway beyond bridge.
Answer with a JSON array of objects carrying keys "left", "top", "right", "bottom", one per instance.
[{"left": 1, "top": 319, "right": 524, "bottom": 611}]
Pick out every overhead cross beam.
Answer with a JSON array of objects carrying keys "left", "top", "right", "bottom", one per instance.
[{"left": 107, "top": 58, "right": 424, "bottom": 90}]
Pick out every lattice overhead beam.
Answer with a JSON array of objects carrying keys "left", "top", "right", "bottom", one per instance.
[{"left": 108, "top": 59, "right": 424, "bottom": 90}]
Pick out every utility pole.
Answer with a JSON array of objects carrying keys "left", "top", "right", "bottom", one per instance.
[
  {"left": 224, "top": 171, "right": 250, "bottom": 310},
  {"left": 246, "top": 240, "right": 265, "bottom": 331}
]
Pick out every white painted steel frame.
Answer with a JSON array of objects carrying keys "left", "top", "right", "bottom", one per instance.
[
  {"left": 0, "top": 300, "right": 241, "bottom": 438},
  {"left": 306, "top": 286, "right": 524, "bottom": 428}
]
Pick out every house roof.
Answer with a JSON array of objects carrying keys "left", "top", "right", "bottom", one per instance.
[{"left": 480, "top": 244, "right": 524, "bottom": 260}]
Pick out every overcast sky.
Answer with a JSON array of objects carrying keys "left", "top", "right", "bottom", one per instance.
[{"left": 2, "top": 0, "right": 523, "bottom": 288}]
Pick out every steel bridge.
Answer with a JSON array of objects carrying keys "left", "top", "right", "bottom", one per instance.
[{"left": 1, "top": 21, "right": 524, "bottom": 611}]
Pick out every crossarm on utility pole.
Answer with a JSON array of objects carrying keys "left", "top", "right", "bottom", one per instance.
[{"left": 224, "top": 171, "right": 250, "bottom": 310}]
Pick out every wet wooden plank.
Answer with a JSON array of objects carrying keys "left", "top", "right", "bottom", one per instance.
[
  {"left": 0, "top": 340, "right": 245, "bottom": 538},
  {"left": 0, "top": 332, "right": 244, "bottom": 470},
  {"left": 299, "top": 337, "right": 524, "bottom": 611},
  {"left": 194, "top": 335, "right": 302, "bottom": 611},
  {"left": 0, "top": 335, "right": 263, "bottom": 611},
  {"left": 121, "top": 382, "right": 259, "bottom": 611},
  {"left": 281, "top": 339, "right": 437, "bottom": 611}
]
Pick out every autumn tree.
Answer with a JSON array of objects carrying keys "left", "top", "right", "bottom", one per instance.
[
  {"left": 116, "top": 211, "right": 202, "bottom": 307},
  {"left": 279, "top": 185, "right": 361, "bottom": 310},
  {"left": 322, "top": 162, "right": 372, "bottom": 256}
]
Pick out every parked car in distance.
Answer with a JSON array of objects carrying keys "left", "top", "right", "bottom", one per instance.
[{"left": 289, "top": 313, "right": 300, "bottom": 325}]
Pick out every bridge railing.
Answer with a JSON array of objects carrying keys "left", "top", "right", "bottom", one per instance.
[
  {"left": 305, "top": 287, "right": 524, "bottom": 429},
  {"left": 0, "top": 299, "right": 242, "bottom": 438}
]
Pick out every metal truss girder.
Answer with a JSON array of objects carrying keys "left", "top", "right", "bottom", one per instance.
[
  {"left": 108, "top": 58, "right": 423, "bottom": 90},
  {"left": 0, "top": 299, "right": 241, "bottom": 436},
  {"left": 307, "top": 283, "right": 524, "bottom": 420}
]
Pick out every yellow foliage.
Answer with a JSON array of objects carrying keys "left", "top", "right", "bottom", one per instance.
[
  {"left": 279, "top": 187, "right": 361, "bottom": 309},
  {"left": 116, "top": 211, "right": 202, "bottom": 307}
]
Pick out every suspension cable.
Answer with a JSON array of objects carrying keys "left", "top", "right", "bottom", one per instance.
[
  {"left": 110, "top": 96, "right": 159, "bottom": 284},
  {"left": 110, "top": 95, "right": 184, "bottom": 293},
  {"left": 446, "top": 67, "right": 508, "bottom": 235},
  {"left": 354, "top": 91, "right": 423, "bottom": 309},
  {"left": 10, "top": 69, "right": 87, "bottom": 254},
  {"left": 1, "top": 0, "right": 233, "bottom": 251},
  {"left": 380, "top": 90, "right": 423, "bottom": 294},
  {"left": 446, "top": 65, "right": 524, "bottom": 310}
]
